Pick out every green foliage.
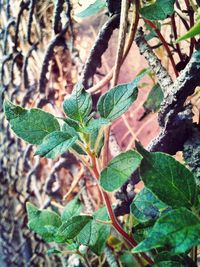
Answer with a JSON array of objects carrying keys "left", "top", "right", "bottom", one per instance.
[
  {"left": 61, "top": 196, "right": 83, "bottom": 222},
  {"left": 4, "top": 100, "right": 60, "bottom": 144},
  {"left": 133, "top": 208, "right": 200, "bottom": 254},
  {"left": 140, "top": 0, "right": 175, "bottom": 21},
  {"left": 75, "top": 0, "right": 106, "bottom": 18},
  {"left": 26, "top": 202, "right": 62, "bottom": 242},
  {"left": 63, "top": 82, "right": 92, "bottom": 124},
  {"left": 143, "top": 84, "right": 164, "bottom": 112},
  {"left": 130, "top": 187, "right": 169, "bottom": 223},
  {"left": 90, "top": 207, "right": 111, "bottom": 255},
  {"left": 55, "top": 215, "right": 93, "bottom": 242},
  {"left": 119, "top": 251, "right": 140, "bottom": 267},
  {"left": 97, "top": 73, "right": 147, "bottom": 121},
  {"left": 136, "top": 142, "right": 197, "bottom": 208},
  {"left": 35, "top": 131, "right": 77, "bottom": 158},
  {"left": 100, "top": 150, "right": 142, "bottom": 192}
]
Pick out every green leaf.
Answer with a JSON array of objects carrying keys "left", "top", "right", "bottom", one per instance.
[
  {"left": 77, "top": 221, "right": 98, "bottom": 246},
  {"left": 62, "top": 118, "right": 81, "bottom": 132},
  {"left": 97, "top": 72, "right": 148, "bottom": 120},
  {"left": 75, "top": 0, "right": 106, "bottom": 18},
  {"left": 83, "top": 118, "right": 110, "bottom": 134},
  {"left": 55, "top": 215, "right": 92, "bottom": 242},
  {"left": 3, "top": 100, "right": 60, "bottom": 145},
  {"left": 133, "top": 221, "right": 154, "bottom": 243},
  {"left": 35, "top": 131, "right": 77, "bottom": 159},
  {"left": 120, "top": 251, "right": 140, "bottom": 267},
  {"left": 140, "top": 0, "right": 175, "bottom": 21},
  {"left": 90, "top": 207, "right": 111, "bottom": 255},
  {"left": 63, "top": 82, "right": 92, "bottom": 123},
  {"left": 100, "top": 150, "right": 142, "bottom": 192},
  {"left": 143, "top": 84, "right": 164, "bottom": 112},
  {"left": 136, "top": 143, "right": 197, "bottom": 208},
  {"left": 62, "top": 123, "right": 86, "bottom": 155},
  {"left": 176, "top": 19, "right": 200, "bottom": 42},
  {"left": 26, "top": 202, "right": 62, "bottom": 242},
  {"left": 133, "top": 208, "right": 200, "bottom": 254},
  {"left": 61, "top": 196, "right": 83, "bottom": 222},
  {"left": 131, "top": 187, "right": 169, "bottom": 223},
  {"left": 47, "top": 248, "right": 62, "bottom": 255},
  {"left": 153, "top": 252, "right": 185, "bottom": 267}
]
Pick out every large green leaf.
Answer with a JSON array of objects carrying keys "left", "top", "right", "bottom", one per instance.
[
  {"left": 63, "top": 82, "right": 92, "bottom": 123},
  {"left": 35, "top": 131, "right": 77, "bottom": 158},
  {"left": 75, "top": 0, "right": 106, "bottom": 18},
  {"left": 61, "top": 196, "right": 83, "bottom": 222},
  {"left": 97, "top": 73, "right": 148, "bottom": 121},
  {"left": 177, "top": 19, "right": 200, "bottom": 42},
  {"left": 3, "top": 100, "right": 60, "bottom": 144},
  {"left": 140, "top": 0, "right": 175, "bottom": 21},
  {"left": 26, "top": 202, "right": 62, "bottom": 242},
  {"left": 131, "top": 187, "right": 169, "bottom": 223},
  {"left": 133, "top": 208, "right": 200, "bottom": 254},
  {"left": 100, "top": 150, "right": 142, "bottom": 192},
  {"left": 136, "top": 143, "right": 197, "bottom": 208},
  {"left": 55, "top": 215, "right": 92, "bottom": 242}
]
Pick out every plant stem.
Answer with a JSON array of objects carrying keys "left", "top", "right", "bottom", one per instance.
[
  {"left": 77, "top": 250, "right": 91, "bottom": 267},
  {"left": 171, "top": 14, "right": 183, "bottom": 61},
  {"left": 144, "top": 19, "right": 179, "bottom": 77},
  {"left": 89, "top": 153, "right": 154, "bottom": 266}
]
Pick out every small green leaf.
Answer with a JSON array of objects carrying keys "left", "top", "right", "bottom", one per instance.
[
  {"left": 3, "top": 100, "right": 60, "bottom": 145},
  {"left": 62, "top": 196, "right": 83, "bottom": 222},
  {"left": 47, "top": 248, "right": 62, "bottom": 255},
  {"left": 90, "top": 207, "right": 111, "bottom": 255},
  {"left": 120, "top": 251, "right": 140, "bottom": 267},
  {"left": 75, "top": 0, "right": 106, "bottom": 18},
  {"left": 62, "top": 123, "right": 86, "bottom": 155},
  {"left": 176, "top": 19, "right": 200, "bottom": 42},
  {"left": 55, "top": 215, "right": 92, "bottom": 242},
  {"left": 26, "top": 202, "right": 62, "bottom": 242},
  {"left": 97, "top": 72, "right": 148, "bottom": 120},
  {"left": 133, "top": 208, "right": 200, "bottom": 254},
  {"left": 35, "top": 131, "right": 77, "bottom": 158},
  {"left": 77, "top": 221, "right": 98, "bottom": 246},
  {"left": 136, "top": 143, "right": 197, "bottom": 208},
  {"left": 62, "top": 118, "right": 81, "bottom": 132},
  {"left": 140, "top": 0, "right": 175, "bottom": 21},
  {"left": 63, "top": 82, "right": 92, "bottom": 123},
  {"left": 131, "top": 187, "right": 169, "bottom": 223},
  {"left": 143, "top": 84, "right": 164, "bottom": 112},
  {"left": 83, "top": 118, "right": 110, "bottom": 134},
  {"left": 100, "top": 150, "right": 142, "bottom": 192}
]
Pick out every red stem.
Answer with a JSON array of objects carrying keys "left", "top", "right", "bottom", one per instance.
[
  {"left": 89, "top": 153, "right": 154, "bottom": 265},
  {"left": 144, "top": 19, "right": 179, "bottom": 77},
  {"left": 171, "top": 14, "right": 183, "bottom": 61}
]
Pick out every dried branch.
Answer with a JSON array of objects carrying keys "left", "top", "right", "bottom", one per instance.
[{"left": 81, "top": 14, "right": 120, "bottom": 89}]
